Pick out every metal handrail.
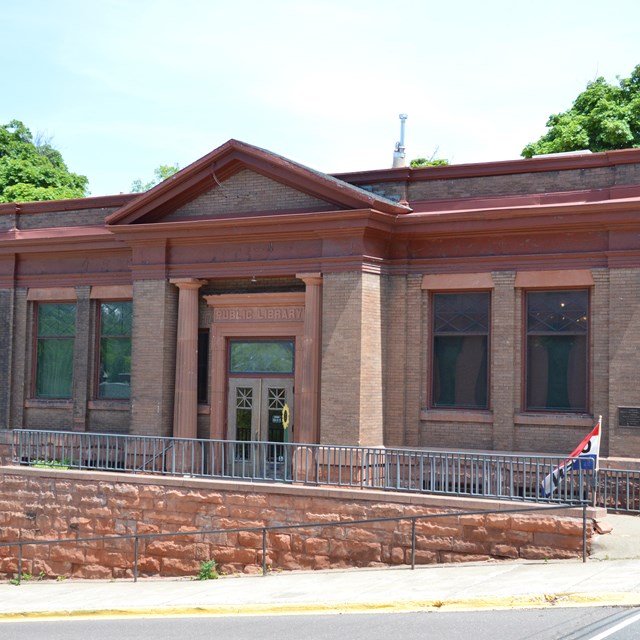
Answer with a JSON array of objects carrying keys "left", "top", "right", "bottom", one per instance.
[
  {"left": 11, "top": 429, "right": 600, "bottom": 506},
  {"left": 0, "top": 503, "right": 589, "bottom": 584}
]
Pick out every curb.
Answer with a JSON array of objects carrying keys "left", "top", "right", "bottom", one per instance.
[{"left": 1, "top": 592, "right": 640, "bottom": 620}]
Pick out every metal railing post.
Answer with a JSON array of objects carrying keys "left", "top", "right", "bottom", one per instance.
[
  {"left": 262, "top": 528, "right": 267, "bottom": 576},
  {"left": 411, "top": 519, "right": 416, "bottom": 570},
  {"left": 582, "top": 503, "right": 587, "bottom": 563},
  {"left": 17, "top": 542, "right": 23, "bottom": 584},
  {"left": 134, "top": 536, "right": 139, "bottom": 582}
]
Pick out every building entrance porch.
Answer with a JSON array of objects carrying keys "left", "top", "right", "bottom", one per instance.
[{"left": 205, "top": 282, "right": 321, "bottom": 446}]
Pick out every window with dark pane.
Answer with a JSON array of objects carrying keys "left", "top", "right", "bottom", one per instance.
[
  {"left": 197, "top": 329, "right": 209, "bottom": 404},
  {"left": 35, "top": 303, "right": 76, "bottom": 398},
  {"left": 235, "top": 386, "right": 253, "bottom": 460},
  {"left": 431, "top": 292, "right": 489, "bottom": 409},
  {"left": 98, "top": 301, "right": 132, "bottom": 399},
  {"left": 526, "top": 290, "right": 588, "bottom": 411},
  {"left": 229, "top": 340, "right": 294, "bottom": 375}
]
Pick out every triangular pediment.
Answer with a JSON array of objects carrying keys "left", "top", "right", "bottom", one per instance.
[
  {"left": 106, "top": 140, "right": 410, "bottom": 225},
  {"left": 160, "top": 168, "right": 341, "bottom": 222}
]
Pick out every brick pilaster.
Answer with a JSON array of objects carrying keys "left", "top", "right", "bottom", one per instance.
[
  {"left": 0, "top": 289, "right": 14, "bottom": 428},
  {"left": 130, "top": 280, "right": 178, "bottom": 437},
  {"left": 491, "top": 271, "right": 517, "bottom": 450},
  {"left": 320, "top": 272, "right": 383, "bottom": 446},
  {"left": 71, "top": 286, "right": 91, "bottom": 432},
  {"left": 171, "top": 278, "right": 206, "bottom": 440}
]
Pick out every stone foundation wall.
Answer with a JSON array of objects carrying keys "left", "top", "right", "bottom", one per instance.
[{"left": 0, "top": 466, "right": 592, "bottom": 580}]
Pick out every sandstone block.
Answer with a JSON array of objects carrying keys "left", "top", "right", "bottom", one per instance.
[
  {"left": 415, "top": 535, "right": 454, "bottom": 552},
  {"left": 50, "top": 545, "right": 85, "bottom": 564},
  {"left": 243, "top": 564, "right": 262, "bottom": 574},
  {"left": 485, "top": 513, "right": 512, "bottom": 528},
  {"left": 557, "top": 518, "right": 585, "bottom": 535},
  {"left": 510, "top": 515, "right": 557, "bottom": 533},
  {"left": 270, "top": 533, "right": 291, "bottom": 552},
  {"left": 278, "top": 553, "right": 303, "bottom": 571},
  {"left": 238, "top": 531, "right": 263, "bottom": 549},
  {"left": 160, "top": 557, "right": 201, "bottom": 577},
  {"left": 519, "top": 545, "right": 579, "bottom": 560},
  {"left": 491, "top": 544, "right": 519, "bottom": 559},
  {"left": 303, "top": 537, "right": 330, "bottom": 556},
  {"left": 85, "top": 550, "right": 130, "bottom": 568},
  {"left": 412, "top": 549, "right": 438, "bottom": 564},
  {"left": 73, "top": 564, "right": 113, "bottom": 580},
  {"left": 532, "top": 532, "right": 582, "bottom": 551},
  {"left": 137, "top": 556, "right": 161, "bottom": 575},
  {"left": 441, "top": 553, "right": 491, "bottom": 563},
  {"left": 245, "top": 494, "right": 268, "bottom": 507},
  {"left": 452, "top": 539, "right": 489, "bottom": 554},
  {"left": 146, "top": 540, "right": 198, "bottom": 558}
]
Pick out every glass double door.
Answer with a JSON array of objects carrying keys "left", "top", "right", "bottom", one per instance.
[{"left": 228, "top": 377, "right": 293, "bottom": 470}]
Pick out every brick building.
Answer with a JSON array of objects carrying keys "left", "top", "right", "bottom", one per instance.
[{"left": 2, "top": 139, "right": 640, "bottom": 460}]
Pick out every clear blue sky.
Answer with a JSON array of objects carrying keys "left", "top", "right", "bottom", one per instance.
[{"left": 2, "top": 0, "right": 639, "bottom": 196}]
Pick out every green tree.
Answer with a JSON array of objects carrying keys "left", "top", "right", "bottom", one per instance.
[
  {"left": 410, "top": 147, "right": 449, "bottom": 168},
  {"left": 0, "top": 120, "right": 88, "bottom": 202},
  {"left": 522, "top": 65, "right": 640, "bottom": 158},
  {"left": 410, "top": 157, "right": 449, "bottom": 168},
  {"left": 131, "top": 163, "right": 180, "bottom": 192}
]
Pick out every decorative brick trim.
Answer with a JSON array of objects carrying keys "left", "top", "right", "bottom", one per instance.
[
  {"left": 90, "top": 285, "right": 133, "bottom": 299},
  {"left": 421, "top": 273, "right": 494, "bottom": 290},
  {"left": 514, "top": 269, "right": 594, "bottom": 288},
  {"left": 27, "top": 288, "right": 77, "bottom": 301}
]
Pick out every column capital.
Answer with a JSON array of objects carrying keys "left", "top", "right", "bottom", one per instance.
[
  {"left": 169, "top": 278, "right": 207, "bottom": 290},
  {"left": 296, "top": 272, "right": 322, "bottom": 286}
]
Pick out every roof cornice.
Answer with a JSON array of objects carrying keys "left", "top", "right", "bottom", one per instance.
[
  {"left": 334, "top": 148, "right": 640, "bottom": 185},
  {"left": 0, "top": 194, "right": 136, "bottom": 215}
]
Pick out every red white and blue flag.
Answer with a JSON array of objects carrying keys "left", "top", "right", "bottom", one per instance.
[{"left": 541, "top": 417, "right": 601, "bottom": 498}]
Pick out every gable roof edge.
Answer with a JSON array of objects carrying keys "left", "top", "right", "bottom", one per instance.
[{"left": 106, "top": 139, "right": 411, "bottom": 225}]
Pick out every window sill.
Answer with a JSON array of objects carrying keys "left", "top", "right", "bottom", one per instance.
[
  {"left": 421, "top": 408, "right": 493, "bottom": 423},
  {"left": 88, "top": 400, "right": 130, "bottom": 411},
  {"left": 25, "top": 399, "right": 72, "bottom": 410},
  {"left": 514, "top": 413, "right": 594, "bottom": 427},
  {"left": 198, "top": 404, "right": 211, "bottom": 415}
]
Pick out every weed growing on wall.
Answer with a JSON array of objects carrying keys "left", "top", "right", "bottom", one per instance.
[{"left": 196, "top": 559, "right": 218, "bottom": 581}]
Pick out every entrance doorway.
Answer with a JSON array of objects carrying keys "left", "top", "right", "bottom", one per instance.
[
  {"left": 227, "top": 378, "right": 293, "bottom": 477},
  {"left": 228, "top": 377, "right": 293, "bottom": 445},
  {"left": 225, "top": 339, "right": 294, "bottom": 477}
]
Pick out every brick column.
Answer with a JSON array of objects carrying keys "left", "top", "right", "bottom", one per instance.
[
  {"left": 320, "top": 272, "right": 383, "bottom": 446},
  {"left": 491, "top": 271, "right": 516, "bottom": 450},
  {"left": 130, "top": 280, "right": 178, "bottom": 437},
  {"left": 297, "top": 273, "right": 322, "bottom": 444},
  {"left": 0, "top": 288, "right": 14, "bottom": 429},
  {"left": 170, "top": 278, "right": 206, "bottom": 439},
  {"left": 71, "top": 286, "right": 91, "bottom": 432}
]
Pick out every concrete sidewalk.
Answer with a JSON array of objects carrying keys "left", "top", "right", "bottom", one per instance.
[{"left": 0, "top": 514, "right": 638, "bottom": 619}]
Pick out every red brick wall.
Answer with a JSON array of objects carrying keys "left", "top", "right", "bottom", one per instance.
[
  {"left": 0, "top": 467, "right": 591, "bottom": 580},
  {"left": 321, "top": 272, "right": 385, "bottom": 446},
  {"left": 321, "top": 273, "right": 364, "bottom": 444},
  {"left": 130, "top": 280, "right": 177, "bottom": 437},
  {"left": 166, "top": 169, "right": 337, "bottom": 220},
  {"left": 351, "top": 162, "right": 640, "bottom": 203}
]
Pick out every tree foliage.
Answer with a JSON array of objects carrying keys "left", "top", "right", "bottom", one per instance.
[
  {"left": 0, "top": 120, "right": 88, "bottom": 203},
  {"left": 410, "top": 157, "right": 449, "bottom": 168},
  {"left": 410, "top": 146, "right": 449, "bottom": 168},
  {"left": 131, "top": 164, "right": 180, "bottom": 192},
  {"left": 522, "top": 65, "right": 640, "bottom": 158}
]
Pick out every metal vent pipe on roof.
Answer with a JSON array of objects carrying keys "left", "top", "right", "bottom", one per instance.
[{"left": 392, "top": 113, "right": 408, "bottom": 168}]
